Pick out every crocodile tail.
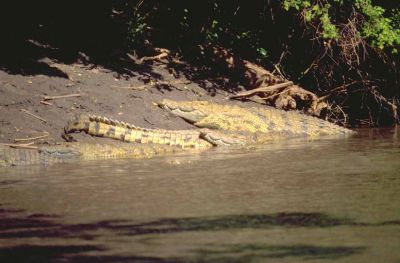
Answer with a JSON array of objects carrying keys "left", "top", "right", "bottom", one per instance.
[
  {"left": 65, "top": 114, "right": 142, "bottom": 134},
  {"left": 66, "top": 114, "right": 212, "bottom": 149},
  {"left": 120, "top": 128, "right": 212, "bottom": 148},
  {"left": 87, "top": 114, "right": 139, "bottom": 129}
]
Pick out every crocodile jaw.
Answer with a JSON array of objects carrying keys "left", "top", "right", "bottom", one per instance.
[{"left": 158, "top": 99, "right": 208, "bottom": 123}]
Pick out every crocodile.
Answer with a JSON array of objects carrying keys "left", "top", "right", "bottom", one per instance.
[
  {"left": 1, "top": 101, "right": 355, "bottom": 167},
  {"left": 64, "top": 114, "right": 249, "bottom": 147},
  {"left": 66, "top": 99, "right": 355, "bottom": 149},
  {"left": 0, "top": 142, "right": 186, "bottom": 167},
  {"left": 158, "top": 99, "right": 355, "bottom": 137}
]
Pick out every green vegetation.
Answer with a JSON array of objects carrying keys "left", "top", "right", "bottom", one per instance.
[{"left": 283, "top": 0, "right": 400, "bottom": 50}]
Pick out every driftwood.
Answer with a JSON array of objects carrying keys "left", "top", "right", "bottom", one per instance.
[
  {"left": 230, "top": 81, "right": 293, "bottom": 99},
  {"left": 139, "top": 48, "right": 170, "bottom": 63},
  {"left": 14, "top": 132, "right": 49, "bottom": 142},
  {"left": 42, "top": 93, "right": 81, "bottom": 101},
  {"left": 40, "top": 100, "right": 53, "bottom": 105},
  {"left": 200, "top": 44, "right": 328, "bottom": 116}
]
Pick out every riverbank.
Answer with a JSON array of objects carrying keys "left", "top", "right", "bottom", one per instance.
[{"left": 0, "top": 54, "right": 248, "bottom": 145}]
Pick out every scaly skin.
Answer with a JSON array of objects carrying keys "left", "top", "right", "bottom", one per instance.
[
  {"left": 0, "top": 143, "right": 186, "bottom": 167},
  {"left": 64, "top": 114, "right": 259, "bottom": 147},
  {"left": 65, "top": 114, "right": 213, "bottom": 148},
  {"left": 158, "top": 99, "right": 355, "bottom": 137}
]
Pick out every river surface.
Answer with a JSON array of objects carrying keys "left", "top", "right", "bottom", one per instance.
[{"left": 0, "top": 128, "right": 399, "bottom": 263}]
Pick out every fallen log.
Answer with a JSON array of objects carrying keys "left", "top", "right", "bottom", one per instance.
[{"left": 230, "top": 81, "right": 293, "bottom": 99}]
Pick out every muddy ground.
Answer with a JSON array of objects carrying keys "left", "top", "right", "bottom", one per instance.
[{"left": 0, "top": 56, "right": 249, "bottom": 145}]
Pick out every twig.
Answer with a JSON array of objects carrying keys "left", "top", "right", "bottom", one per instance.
[
  {"left": 273, "top": 64, "right": 285, "bottom": 79},
  {"left": 14, "top": 132, "right": 49, "bottom": 142},
  {"left": 318, "top": 80, "right": 359, "bottom": 101},
  {"left": 20, "top": 109, "right": 47, "bottom": 123},
  {"left": 302, "top": 48, "right": 328, "bottom": 76},
  {"left": 230, "top": 81, "right": 293, "bottom": 99},
  {"left": 262, "top": 88, "right": 290, "bottom": 101},
  {"left": 369, "top": 87, "right": 398, "bottom": 110},
  {"left": 42, "top": 93, "right": 81, "bottom": 101},
  {"left": 1, "top": 142, "right": 38, "bottom": 150},
  {"left": 139, "top": 52, "right": 169, "bottom": 63},
  {"left": 40, "top": 100, "right": 53, "bottom": 105}
]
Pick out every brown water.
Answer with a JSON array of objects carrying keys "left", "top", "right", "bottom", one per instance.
[{"left": 0, "top": 128, "right": 399, "bottom": 263}]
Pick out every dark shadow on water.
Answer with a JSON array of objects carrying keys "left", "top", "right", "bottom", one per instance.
[
  {"left": 2, "top": 204, "right": 399, "bottom": 239},
  {"left": 0, "top": 244, "right": 366, "bottom": 263},
  {"left": 2, "top": 204, "right": 399, "bottom": 262},
  {"left": 191, "top": 244, "right": 365, "bottom": 262},
  {"left": 0, "top": 245, "right": 104, "bottom": 263},
  {"left": 119, "top": 212, "right": 354, "bottom": 236},
  {"left": 2, "top": 203, "right": 399, "bottom": 238},
  {"left": 1, "top": 211, "right": 368, "bottom": 239}
]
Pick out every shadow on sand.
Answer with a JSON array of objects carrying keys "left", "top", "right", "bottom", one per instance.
[{"left": 0, "top": 1, "right": 243, "bottom": 96}]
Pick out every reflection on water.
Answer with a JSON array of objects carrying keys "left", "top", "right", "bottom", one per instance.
[{"left": 0, "top": 128, "right": 399, "bottom": 262}]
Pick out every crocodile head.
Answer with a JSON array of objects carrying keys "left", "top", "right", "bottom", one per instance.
[
  {"left": 64, "top": 114, "right": 90, "bottom": 134},
  {"left": 158, "top": 99, "right": 211, "bottom": 123}
]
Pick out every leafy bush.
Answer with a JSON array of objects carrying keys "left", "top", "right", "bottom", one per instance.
[{"left": 283, "top": 0, "right": 400, "bottom": 51}]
